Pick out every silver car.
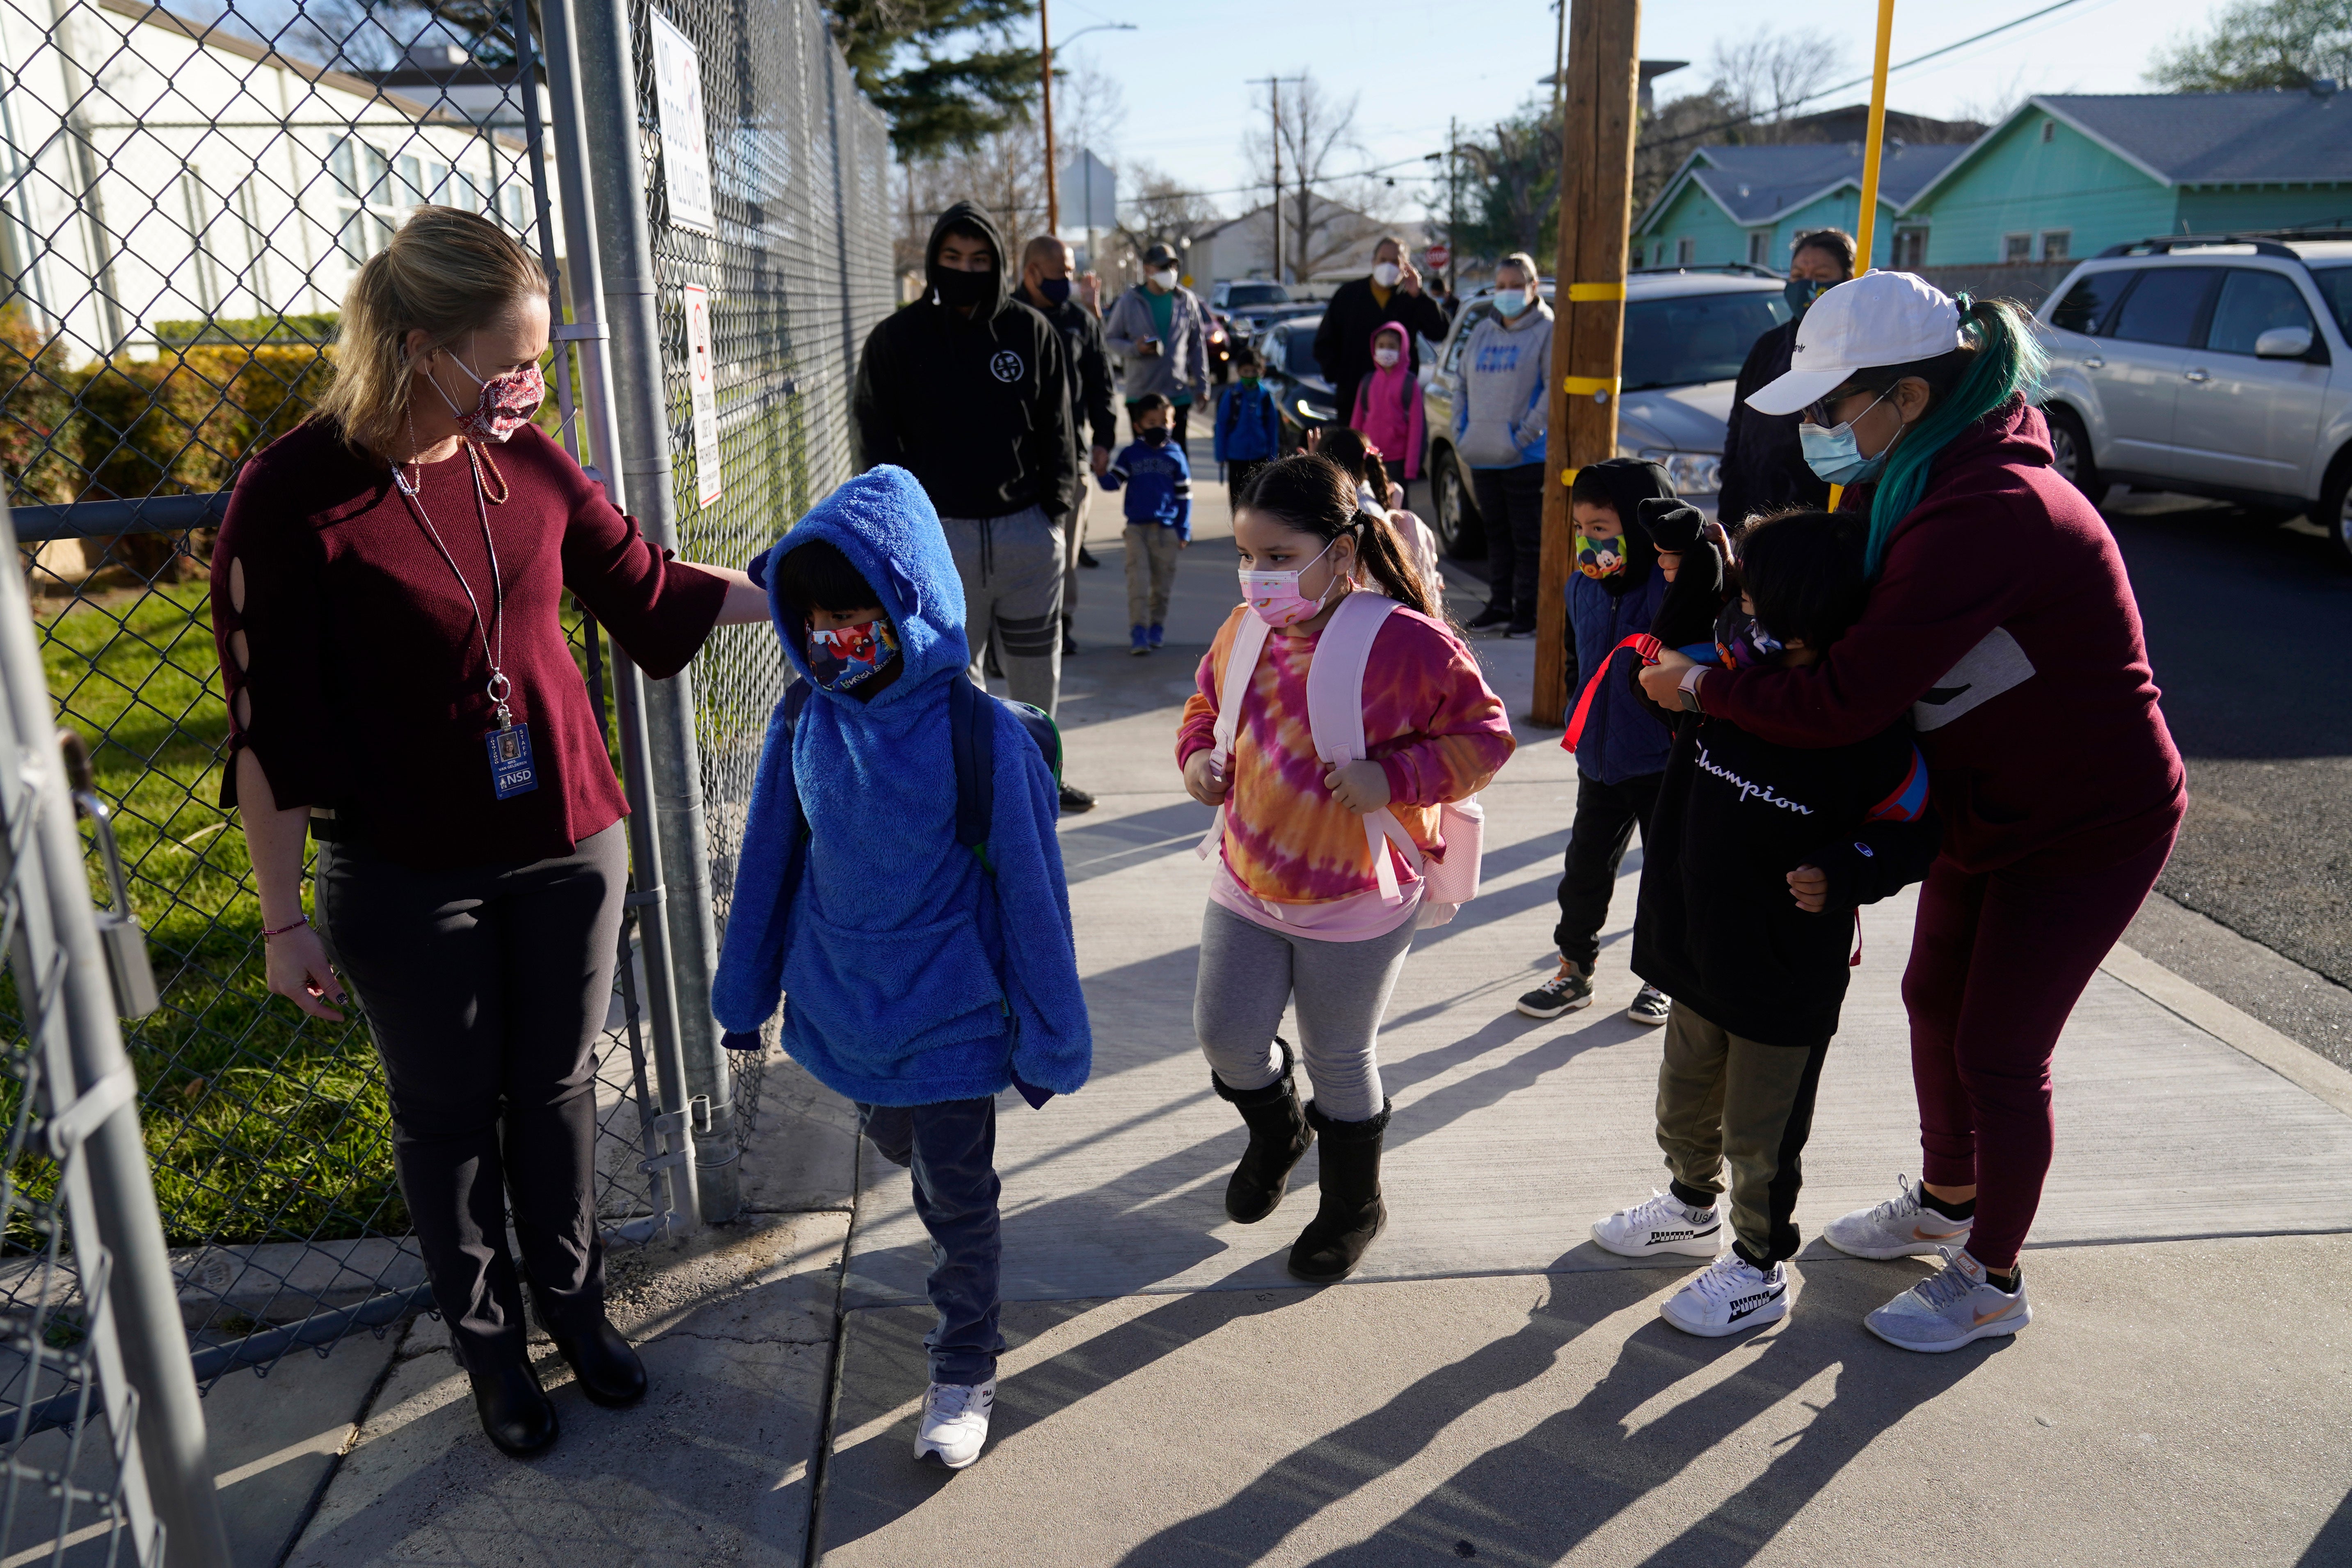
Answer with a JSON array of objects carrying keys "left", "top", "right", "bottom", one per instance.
[
  {"left": 2035, "top": 236, "right": 2352, "bottom": 565},
  {"left": 1419, "top": 269, "right": 1790, "bottom": 554}
]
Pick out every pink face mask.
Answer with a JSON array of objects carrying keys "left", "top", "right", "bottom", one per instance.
[
  {"left": 430, "top": 348, "right": 546, "bottom": 444},
  {"left": 1239, "top": 535, "right": 1345, "bottom": 628}
]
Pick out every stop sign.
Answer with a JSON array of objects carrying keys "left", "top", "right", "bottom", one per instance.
[{"left": 1425, "top": 243, "right": 1451, "bottom": 271}]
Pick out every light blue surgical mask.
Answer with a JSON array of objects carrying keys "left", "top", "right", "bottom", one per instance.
[
  {"left": 1798, "top": 389, "right": 1894, "bottom": 485},
  {"left": 1492, "top": 288, "right": 1527, "bottom": 319}
]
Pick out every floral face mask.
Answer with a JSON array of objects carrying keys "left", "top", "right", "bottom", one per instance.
[{"left": 430, "top": 347, "right": 546, "bottom": 444}]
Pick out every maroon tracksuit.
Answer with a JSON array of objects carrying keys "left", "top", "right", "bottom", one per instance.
[{"left": 1706, "top": 398, "right": 2185, "bottom": 1270}]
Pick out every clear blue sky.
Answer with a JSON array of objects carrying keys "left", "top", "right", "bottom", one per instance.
[{"left": 1052, "top": 0, "right": 2233, "bottom": 218}]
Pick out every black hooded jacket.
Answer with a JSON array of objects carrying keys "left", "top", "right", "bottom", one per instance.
[
  {"left": 852, "top": 202, "right": 1079, "bottom": 523},
  {"left": 1716, "top": 318, "right": 1831, "bottom": 529}
]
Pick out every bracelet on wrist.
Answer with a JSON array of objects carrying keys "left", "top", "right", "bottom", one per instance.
[{"left": 263, "top": 915, "right": 308, "bottom": 939}]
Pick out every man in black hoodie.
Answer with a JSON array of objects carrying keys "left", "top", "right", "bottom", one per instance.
[{"left": 854, "top": 202, "right": 1088, "bottom": 808}]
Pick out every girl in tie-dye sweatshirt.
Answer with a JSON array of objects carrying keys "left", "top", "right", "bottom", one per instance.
[{"left": 1176, "top": 454, "right": 1514, "bottom": 1284}]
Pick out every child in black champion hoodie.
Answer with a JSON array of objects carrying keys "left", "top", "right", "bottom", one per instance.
[{"left": 1592, "top": 507, "right": 1940, "bottom": 1338}]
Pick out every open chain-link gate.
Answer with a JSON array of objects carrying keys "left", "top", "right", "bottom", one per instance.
[{"left": 0, "top": 0, "right": 891, "bottom": 1434}]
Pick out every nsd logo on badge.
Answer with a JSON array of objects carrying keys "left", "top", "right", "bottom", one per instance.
[{"left": 487, "top": 724, "right": 538, "bottom": 800}]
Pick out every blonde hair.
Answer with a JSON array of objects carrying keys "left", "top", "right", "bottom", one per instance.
[
  {"left": 1496, "top": 251, "right": 1540, "bottom": 287},
  {"left": 313, "top": 206, "right": 547, "bottom": 456}
]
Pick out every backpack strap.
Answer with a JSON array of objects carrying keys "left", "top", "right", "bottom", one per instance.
[
  {"left": 947, "top": 675, "right": 993, "bottom": 854},
  {"left": 783, "top": 680, "right": 814, "bottom": 843},
  {"left": 1196, "top": 611, "right": 1272, "bottom": 862},
  {"left": 1302, "top": 591, "right": 1421, "bottom": 904}
]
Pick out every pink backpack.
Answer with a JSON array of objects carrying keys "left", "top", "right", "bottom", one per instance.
[{"left": 1198, "top": 592, "right": 1485, "bottom": 927}]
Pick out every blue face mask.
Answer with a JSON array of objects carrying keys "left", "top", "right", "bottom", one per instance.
[
  {"left": 1039, "top": 276, "right": 1072, "bottom": 306},
  {"left": 1798, "top": 389, "right": 1895, "bottom": 485},
  {"left": 1492, "top": 289, "right": 1527, "bottom": 319}
]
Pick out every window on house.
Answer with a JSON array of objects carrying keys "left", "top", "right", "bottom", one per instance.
[
  {"left": 2041, "top": 231, "right": 2071, "bottom": 262},
  {"left": 2003, "top": 233, "right": 2032, "bottom": 264},
  {"left": 398, "top": 155, "right": 425, "bottom": 208},
  {"left": 233, "top": 178, "right": 270, "bottom": 312},
  {"left": 1892, "top": 228, "right": 1928, "bottom": 268},
  {"left": 501, "top": 183, "right": 529, "bottom": 230},
  {"left": 331, "top": 138, "right": 395, "bottom": 265},
  {"left": 1747, "top": 231, "right": 1769, "bottom": 266},
  {"left": 1676, "top": 236, "right": 1695, "bottom": 266},
  {"left": 181, "top": 170, "right": 221, "bottom": 312},
  {"left": 1630, "top": 243, "right": 1645, "bottom": 268},
  {"left": 2041, "top": 119, "right": 2055, "bottom": 143}
]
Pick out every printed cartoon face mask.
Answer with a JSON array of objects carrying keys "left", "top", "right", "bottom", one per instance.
[
  {"left": 1240, "top": 535, "right": 1345, "bottom": 628},
  {"left": 807, "top": 616, "right": 901, "bottom": 692},
  {"left": 430, "top": 349, "right": 545, "bottom": 444},
  {"left": 1714, "top": 600, "right": 1786, "bottom": 670},
  {"left": 1575, "top": 530, "right": 1627, "bottom": 580}
]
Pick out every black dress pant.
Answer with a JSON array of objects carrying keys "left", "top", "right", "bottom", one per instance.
[
  {"left": 1553, "top": 768, "right": 1663, "bottom": 968},
  {"left": 318, "top": 822, "right": 628, "bottom": 1373},
  {"left": 1471, "top": 462, "right": 1547, "bottom": 627}
]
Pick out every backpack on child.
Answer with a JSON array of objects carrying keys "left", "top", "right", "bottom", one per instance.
[{"left": 1197, "top": 591, "right": 1484, "bottom": 927}]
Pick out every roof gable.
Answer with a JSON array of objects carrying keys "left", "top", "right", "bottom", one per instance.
[{"left": 1641, "top": 141, "right": 1965, "bottom": 230}]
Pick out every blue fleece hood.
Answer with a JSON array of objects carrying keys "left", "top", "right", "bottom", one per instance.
[{"left": 714, "top": 465, "right": 1092, "bottom": 1107}]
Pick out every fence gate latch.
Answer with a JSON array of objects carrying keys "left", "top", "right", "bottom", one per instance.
[{"left": 60, "top": 733, "right": 159, "bottom": 1020}]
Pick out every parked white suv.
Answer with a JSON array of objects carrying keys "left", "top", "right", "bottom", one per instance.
[{"left": 2034, "top": 236, "right": 2352, "bottom": 565}]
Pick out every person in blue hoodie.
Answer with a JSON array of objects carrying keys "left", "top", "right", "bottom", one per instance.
[
  {"left": 712, "top": 466, "right": 1091, "bottom": 1473},
  {"left": 1099, "top": 392, "right": 1191, "bottom": 655},
  {"left": 1213, "top": 345, "right": 1282, "bottom": 501},
  {"left": 1517, "top": 457, "right": 1679, "bottom": 1026}
]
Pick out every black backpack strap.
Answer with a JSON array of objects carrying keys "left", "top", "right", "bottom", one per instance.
[
  {"left": 947, "top": 675, "right": 994, "bottom": 853},
  {"left": 783, "top": 680, "right": 812, "bottom": 843}
]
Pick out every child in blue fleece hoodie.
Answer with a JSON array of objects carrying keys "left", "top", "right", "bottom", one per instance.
[{"left": 712, "top": 465, "right": 1090, "bottom": 1472}]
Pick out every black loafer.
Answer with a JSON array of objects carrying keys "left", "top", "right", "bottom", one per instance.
[
  {"left": 551, "top": 1316, "right": 648, "bottom": 1408},
  {"left": 470, "top": 1360, "right": 559, "bottom": 1457}
]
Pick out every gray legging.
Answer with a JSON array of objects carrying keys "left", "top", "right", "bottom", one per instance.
[
  {"left": 942, "top": 506, "right": 1063, "bottom": 716},
  {"left": 1194, "top": 900, "right": 1419, "bottom": 1122}
]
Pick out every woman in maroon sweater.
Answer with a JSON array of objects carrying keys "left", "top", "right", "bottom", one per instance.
[
  {"left": 213, "top": 209, "right": 767, "bottom": 1454},
  {"left": 1643, "top": 273, "right": 2183, "bottom": 1353}
]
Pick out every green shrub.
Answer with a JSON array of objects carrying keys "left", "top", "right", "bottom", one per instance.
[
  {"left": 152, "top": 312, "right": 339, "bottom": 345},
  {"left": 1, "top": 307, "right": 81, "bottom": 507}
]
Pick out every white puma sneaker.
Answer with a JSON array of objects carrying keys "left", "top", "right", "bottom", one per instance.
[
  {"left": 1823, "top": 1173, "right": 1974, "bottom": 1260},
  {"left": 1591, "top": 1188, "right": 1724, "bottom": 1259},
  {"left": 1659, "top": 1249, "right": 1790, "bottom": 1337},
  {"left": 1865, "top": 1248, "right": 2032, "bottom": 1353},
  {"left": 913, "top": 1377, "right": 996, "bottom": 1470}
]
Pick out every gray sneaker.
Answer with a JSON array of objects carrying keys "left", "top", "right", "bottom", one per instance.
[
  {"left": 1517, "top": 959, "right": 1594, "bottom": 1020},
  {"left": 1823, "top": 1173, "right": 1974, "bottom": 1259},
  {"left": 1627, "top": 984, "right": 1670, "bottom": 1026},
  {"left": 1864, "top": 1247, "right": 2031, "bottom": 1353}
]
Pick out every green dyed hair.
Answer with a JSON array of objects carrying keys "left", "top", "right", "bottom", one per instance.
[{"left": 1841, "top": 294, "right": 2048, "bottom": 577}]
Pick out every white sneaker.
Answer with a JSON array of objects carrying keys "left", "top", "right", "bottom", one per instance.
[
  {"left": 1823, "top": 1173, "right": 1974, "bottom": 1260},
  {"left": 913, "top": 1377, "right": 996, "bottom": 1470},
  {"left": 1591, "top": 1188, "right": 1724, "bottom": 1259},
  {"left": 1864, "top": 1247, "right": 2032, "bottom": 1353},
  {"left": 1659, "top": 1249, "right": 1790, "bottom": 1337}
]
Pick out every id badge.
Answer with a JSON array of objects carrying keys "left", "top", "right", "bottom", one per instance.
[{"left": 486, "top": 723, "right": 539, "bottom": 799}]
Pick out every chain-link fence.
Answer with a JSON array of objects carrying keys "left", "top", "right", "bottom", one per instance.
[{"left": 0, "top": 0, "right": 892, "bottom": 1399}]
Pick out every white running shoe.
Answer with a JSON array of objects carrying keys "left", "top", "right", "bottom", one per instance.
[
  {"left": 1823, "top": 1173, "right": 1974, "bottom": 1260},
  {"left": 1864, "top": 1247, "right": 2031, "bottom": 1353},
  {"left": 1660, "top": 1249, "right": 1790, "bottom": 1337},
  {"left": 913, "top": 1377, "right": 996, "bottom": 1470},
  {"left": 1591, "top": 1188, "right": 1724, "bottom": 1259}
]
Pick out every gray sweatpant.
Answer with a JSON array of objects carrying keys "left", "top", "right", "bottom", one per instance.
[
  {"left": 942, "top": 505, "right": 1063, "bottom": 716},
  {"left": 1194, "top": 899, "right": 1418, "bottom": 1123}
]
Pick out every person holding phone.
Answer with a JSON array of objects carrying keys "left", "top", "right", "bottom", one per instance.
[
  {"left": 211, "top": 206, "right": 770, "bottom": 1459},
  {"left": 1315, "top": 236, "right": 1448, "bottom": 449},
  {"left": 1104, "top": 242, "right": 1213, "bottom": 451}
]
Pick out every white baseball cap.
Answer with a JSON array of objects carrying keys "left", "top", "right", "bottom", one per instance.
[{"left": 1746, "top": 270, "right": 1967, "bottom": 416}]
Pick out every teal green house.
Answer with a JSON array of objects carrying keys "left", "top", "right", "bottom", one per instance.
[{"left": 1635, "top": 89, "right": 2352, "bottom": 273}]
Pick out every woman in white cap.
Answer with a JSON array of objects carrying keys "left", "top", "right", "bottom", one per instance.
[{"left": 1640, "top": 270, "right": 2184, "bottom": 1353}]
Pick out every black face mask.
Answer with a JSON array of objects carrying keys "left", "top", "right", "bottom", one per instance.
[
  {"left": 1784, "top": 277, "right": 1826, "bottom": 318},
  {"left": 1037, "top": 276, "right": 1072, "bottom": 306},
  {"left": 936, "top": 268, "right": 994, "bottom": 309},
  {"left": 1141, "top": 427, "right": 1170, "bottom": 446}
]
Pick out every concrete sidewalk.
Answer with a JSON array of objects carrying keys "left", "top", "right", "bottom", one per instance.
[{"left": 272, "top": 465, "right": 2352, "bottom": 1566}]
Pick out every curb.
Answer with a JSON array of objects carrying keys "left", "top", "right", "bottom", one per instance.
[{"left": 2100, "top": 941, "right": 2352, "bottom": 1118}]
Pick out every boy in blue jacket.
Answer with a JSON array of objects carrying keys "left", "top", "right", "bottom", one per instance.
[
  {"left": 1213, "top": 346, "right": 1282, "bottom": 501},
  {"left": 712, "top": 466, "right": 1090, "bottom": 1472},
  {"left": 1100, "top": 392, "right": 1191, "bottom": 655}
]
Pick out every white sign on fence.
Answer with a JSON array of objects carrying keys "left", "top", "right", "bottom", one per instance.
[
  {"left": 682, "top": 284, "right": 722, "bottom": 506},
  {"left": 650, "top": 12, "right": 716, "bottom": 233}
]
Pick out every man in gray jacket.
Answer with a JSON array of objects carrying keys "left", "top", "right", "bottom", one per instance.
[
  {"left": 1103, "top": 242, "right": 1213, "bottom": 451},
  {"left": 1452, "top": 251, "right": 1553, "bottom": 634}
]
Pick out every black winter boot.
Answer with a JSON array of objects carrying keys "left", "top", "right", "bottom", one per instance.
[
  {"left": 1287, "top": 1099, "right": 1392, "bottom": 1282},
  {"left": 1210, "top": 1037, "right": 1313, "bottom": 1225}
]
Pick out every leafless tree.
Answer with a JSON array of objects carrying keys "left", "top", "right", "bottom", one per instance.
[
  {"left": 1112, "top": 161, "right": 1222, "bottom": 272},
  {"left": 1705, "top": 29, "right": 1845, "bottom": 143},
  {"left": 1242, "top": 71, "right": 1377, "bottom": 282}
]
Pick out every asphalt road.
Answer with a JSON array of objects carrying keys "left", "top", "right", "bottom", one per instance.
[{"left": 2103, "top": 489, "right": 2352, "bottom": 1065}]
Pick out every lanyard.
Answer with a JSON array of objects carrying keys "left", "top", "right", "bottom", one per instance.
[{"left": 393, "top": 442, "right": 513, "bottom": 728}]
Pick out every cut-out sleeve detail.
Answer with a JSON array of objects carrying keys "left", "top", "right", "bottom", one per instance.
[{"left": 210, "top": 464, "right": 335, "bottom": 812}]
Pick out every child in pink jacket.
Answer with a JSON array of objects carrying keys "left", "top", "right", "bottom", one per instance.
[{"left": 1349, "top": 323, "right": 1425, "bottom": 508}]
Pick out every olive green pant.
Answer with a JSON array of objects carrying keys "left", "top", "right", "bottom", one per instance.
[{"left": 1655, "top": 1001, "right": 1831, "bottom": 1267}]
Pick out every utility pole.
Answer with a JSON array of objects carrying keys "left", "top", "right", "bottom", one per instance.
[
  {"left": 1448, "top": 116, "right": 1460, "bottom": 298},
  {"left": 1042, "top": 0, "right": 1057, "bottom": 232},
  {"left": 1535, "top": 0, "right": 1641, "bottom": 725},
  {"left": 1246, "top": 76, "right": 1301, "bottom": 281}
]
